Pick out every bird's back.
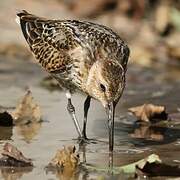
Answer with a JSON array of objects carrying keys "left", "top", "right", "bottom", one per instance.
[{"left": 16, "top": 10, "right": 129, "bottom": 90}]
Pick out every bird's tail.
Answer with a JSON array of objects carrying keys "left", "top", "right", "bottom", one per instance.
[{"left": 16, "top": 10, "right": 39, "bottom": 41}]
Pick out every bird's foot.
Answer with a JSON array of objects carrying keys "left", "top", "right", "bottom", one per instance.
[
  {"left": 78, "top": 136, "right": 89, "bottom": 144},
  {"left": 77, "top": 136, "right": 97, "bottom": 145}
]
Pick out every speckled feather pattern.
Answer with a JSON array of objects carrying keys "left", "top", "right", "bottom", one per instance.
[{"left": 17, "top": 10, "right": 129, "bottom": 100}]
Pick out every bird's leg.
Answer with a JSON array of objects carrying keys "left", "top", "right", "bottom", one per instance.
[
  {"left": 66, "top": 91, "right": 82, "bottom": 138},
  {"left": 82, "top": 96, "right": 91, "bottom": 139}
]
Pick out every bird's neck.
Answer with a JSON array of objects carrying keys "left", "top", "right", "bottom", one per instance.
[{"left": 81, "top": 61, "right": 99, "bottom": 95}]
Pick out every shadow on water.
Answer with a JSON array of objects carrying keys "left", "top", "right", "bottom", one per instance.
[{"left": 15, "top": 122, "right": 42, "bottom": 144}]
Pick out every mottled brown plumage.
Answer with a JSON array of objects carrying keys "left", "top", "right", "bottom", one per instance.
[{"left": 16, "top": 10, "right": 130, "bottom": 152}]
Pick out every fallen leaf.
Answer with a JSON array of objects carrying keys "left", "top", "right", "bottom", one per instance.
[
  {"left": 136, "top": 161, "right": 180, "bottom": 177},
  {"left": 0, "top": 143, "right": 33, "bottom": 167},
  {"left": 47, "top": 146, "right": 80, "bottom": 180},
  {"left": 48, "top": 145, "right": 79, "bottom": 170},
  {"left": 128, "top": 104, "right": 168, "bottom": 122},
  {"left": 12, "top": 90, "right": 41, "bottom": 125}
]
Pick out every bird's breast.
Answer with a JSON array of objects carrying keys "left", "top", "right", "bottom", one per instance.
[{"left": 68, "top": 46, "right": 93, "bottom": 90}]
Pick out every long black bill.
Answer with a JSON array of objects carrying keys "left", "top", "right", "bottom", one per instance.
[{"left": 106, "top": 102, "right": 116, "bottom": 152}]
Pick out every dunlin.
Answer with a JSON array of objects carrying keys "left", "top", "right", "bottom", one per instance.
[{"left": 16, "top": 10, "right": 130, "bottom": 151}]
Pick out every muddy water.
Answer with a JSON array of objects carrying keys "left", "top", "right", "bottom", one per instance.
[{"left": 0, "top": 55, "right": 180, "bottom": 179}]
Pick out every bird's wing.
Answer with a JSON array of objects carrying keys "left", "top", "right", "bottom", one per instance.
[
  {"left": 16, "top": 10, "right": 86, "bottom": 74},
  {"left": 82, "top": 21, "right": 130, "bottom": 70},
  {"left": 57, "top": 20, "right": 130, "bottom": 70}
]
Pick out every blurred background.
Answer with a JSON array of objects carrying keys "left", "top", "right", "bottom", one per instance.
[{"left": 0, "top": 0, "right": 180, "bottom": 67}]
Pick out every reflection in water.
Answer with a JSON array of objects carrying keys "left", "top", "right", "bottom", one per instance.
[
  {"left": 53, "top": 168, "right": 79, "bottom": 180},
  {"left": 78, "top": 143, "right": 115, "bottom": 176},
  {"left": 46, "top": 167, "right": 80, "bottom": 180},
  {"left": 16, "top": 122, "right": 42, "bottom": 143},
  {"left": 130, "top": 123, "right": 164, "bottom": 141},
  {"left": 0, "top": 167, "right": 33, "bottom": 180},
  {"left": 0, "top": 126, "right": 12, "bottom": 140},
  {"left": 130, "top": 122, "right": 180, "bottom": 146}
]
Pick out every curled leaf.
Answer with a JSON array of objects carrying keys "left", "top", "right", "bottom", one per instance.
[
  {"left": 46, "top": 146, "right": 80, "bottom": 180},
  {"left": 12, "top": 90, "right": 41, "bottom": 125},
  {"left": 49, "top": 145, "right": 79, "bottom": 170},
  {"left": 128, "top": 104, "right": 168, "bottom": 122}
]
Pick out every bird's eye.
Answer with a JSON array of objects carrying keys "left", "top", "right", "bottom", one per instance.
[{"left": 100, "top": 84, "right": 106, "bottom": 92}]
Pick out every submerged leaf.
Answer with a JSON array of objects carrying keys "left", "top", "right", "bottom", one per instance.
[{"left": 128, "top": 104, "right": 168, "bottom": 122}]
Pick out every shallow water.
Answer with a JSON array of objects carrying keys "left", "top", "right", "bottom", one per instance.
[{"left": 0, "top": 56, "right": 180, "bottom": 179}]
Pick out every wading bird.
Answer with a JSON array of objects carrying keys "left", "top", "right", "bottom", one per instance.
[{"left": 16, "top": 10, "right": 130, "bottom": 152}]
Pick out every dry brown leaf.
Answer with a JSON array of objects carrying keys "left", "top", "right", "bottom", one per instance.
[
  {"left": 0, "top": 143, "right": 33, "bottom": 167},
  {"left": 136, "top": 161, "right": 180, "bottom": 177},
  {"left": 128, "top": 104, "right": 168, "bottom": 122},
  {"left": 49, "top": 146, "right": 79, "bottom": 170},
  {"left": 12, "top": 90, "right": 41, "bottom": 125}
]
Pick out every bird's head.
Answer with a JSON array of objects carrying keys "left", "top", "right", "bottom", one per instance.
[{"left": 85, "top": 60, "right": 125, "bottom": 108}]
